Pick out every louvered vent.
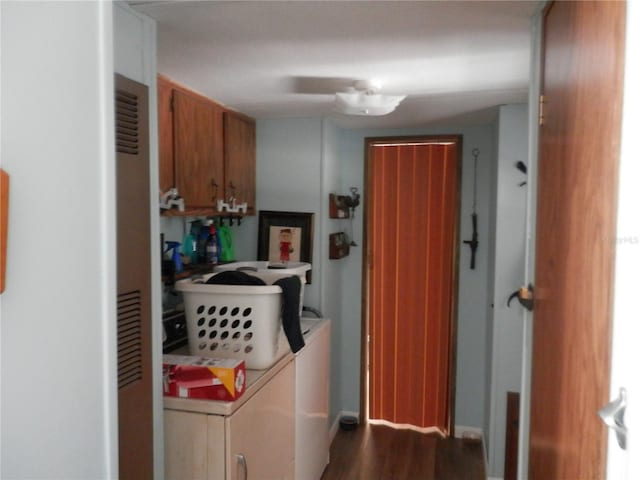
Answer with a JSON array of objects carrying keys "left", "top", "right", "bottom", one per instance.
[
  {"left": 118, "top": 290, "right": 143, "bottom": 389},
  {"left": 116, "top": 89, "right": 140, "bottom": 154}
]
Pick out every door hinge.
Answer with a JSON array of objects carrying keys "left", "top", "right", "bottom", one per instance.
[{"left": 539, "top": 94, "right": 546, "bottom": 126}]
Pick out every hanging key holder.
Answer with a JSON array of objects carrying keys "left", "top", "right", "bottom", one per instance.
[{"left": 463, "top": 148, "right": 480, "bottom": 269}]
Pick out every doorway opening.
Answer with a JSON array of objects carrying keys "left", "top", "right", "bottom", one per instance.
[{"left": 361, "top": 136, "right": 461, "bottom": 435}]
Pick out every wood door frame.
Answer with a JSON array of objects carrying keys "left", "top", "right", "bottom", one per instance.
[{"left": 360, "top": 135, "right": 462, "bottom": 434}]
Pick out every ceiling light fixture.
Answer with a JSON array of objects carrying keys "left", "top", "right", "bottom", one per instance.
[{"left": 334, "top": 80, "right": 406, "bottom": 116}]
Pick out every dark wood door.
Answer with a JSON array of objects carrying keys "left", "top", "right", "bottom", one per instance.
[
  {"left": 365, "top": 137, "right": 460, "bottom": 433},
  {"left": 529, "top": 2, "right": 625, "bottom": 478},
  {"left": 115, "top": 74, "right": 153, "bottom": 479}
]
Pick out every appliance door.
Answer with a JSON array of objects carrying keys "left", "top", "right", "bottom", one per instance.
[{"left": 295, "top": 319, "right": 331, "bottom": 480}]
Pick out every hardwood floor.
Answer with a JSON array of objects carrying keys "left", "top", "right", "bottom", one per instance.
[{"left": 320, "top": 423, "right": 486, "bottom": 480}]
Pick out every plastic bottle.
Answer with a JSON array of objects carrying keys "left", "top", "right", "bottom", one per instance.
[
  {"left": 206, "top": 223, "right": 219, "bottom": 264},
  {"left": 164, "top": 241, "right": 183, "bottom": 273},
  {"left": 197, "top": 223, "right": 210, "bottom": 263},
  {"left": 218, "top": 225, "right": 235, "bottom": 262},
  {"left": 182, "top": 221, "right": 199, "bottom": 265},
  {"left": 216, "top": 225, "right": 223, "bottom": 261}
]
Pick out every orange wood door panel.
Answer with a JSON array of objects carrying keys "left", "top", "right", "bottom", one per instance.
[
  {"left": 529, "top": 2, "right": 625, "bottom": 478},
  {"left": 367, "top": 139, "right": 459, "bottom": 432}
]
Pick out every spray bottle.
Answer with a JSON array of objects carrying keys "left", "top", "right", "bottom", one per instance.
[{"left": 164, "top": 241, "right": 183, "bottom": 273}]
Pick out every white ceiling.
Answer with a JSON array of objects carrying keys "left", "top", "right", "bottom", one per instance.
[{"left": 132, "top": 0, "right": 538, "bottom": 129}]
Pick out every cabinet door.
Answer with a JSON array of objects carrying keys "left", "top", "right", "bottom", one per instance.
[
  {"left": 157, "top": 75, "right": 175, "bottom": 193},
  {"left": 223, "top": 111, "right": 256, "bottom": 215},
  {"left": 164, "top": 410, "right": 209, "bottom": 480},
  {"left": 164, "top": 410, "right": 226, "bottom": 480},
  {"left": 227, "top": 362, "right": 295, "bottom": 480},
  {"left": 174, "top": 89, "right": 224, "bottom": 208}
]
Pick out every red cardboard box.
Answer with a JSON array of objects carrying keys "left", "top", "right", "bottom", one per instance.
[{"left": 163, "top": 355, "right": 246, "bottom": 401}]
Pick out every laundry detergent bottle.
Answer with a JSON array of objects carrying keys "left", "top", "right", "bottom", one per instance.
[
  {"left": 206, "top": 223, "right": 219, "bottom": 264},
  {"left": 182, "top": 220, "right": 200, "bottom": 264},
  {"left": 218, "top": 225, "right": 235, "bottom": 262}
]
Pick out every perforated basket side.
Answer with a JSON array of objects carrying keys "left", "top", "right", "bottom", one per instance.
[{"left": 180, "top": 287, "right": 284, "bottom": 369}]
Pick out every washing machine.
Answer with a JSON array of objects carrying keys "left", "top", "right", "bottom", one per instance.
[{"left": 295, "top": 317, "right": 331, "bottom": 480}]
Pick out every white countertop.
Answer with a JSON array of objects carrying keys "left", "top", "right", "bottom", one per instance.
[{"left": 163, "top": 317, "right": 328, "bottom": 417}]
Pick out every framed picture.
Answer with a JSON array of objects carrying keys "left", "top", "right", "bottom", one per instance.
[{"left": 258, "top": 210, "right": 314, "bottom": 283}]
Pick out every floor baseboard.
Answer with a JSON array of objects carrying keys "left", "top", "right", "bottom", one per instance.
[{"left": 454, "top": 425, "right": 489, "bottom": 477}]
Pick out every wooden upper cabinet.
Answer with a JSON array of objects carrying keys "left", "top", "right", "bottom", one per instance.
[
  {"left": 223, "top": 111, "right": 256, "bottom": 216},
  {"left": 173, "top": 89, "right": 224, "bottom": 209},
  {"left": 157, "top": 74, "right": 256, "bottom": 216},
  {"left": 158, "top": 75, "right": 175, "bottom": 193}
]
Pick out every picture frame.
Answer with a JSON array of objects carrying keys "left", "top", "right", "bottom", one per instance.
[{"left": 258, "top": 210, "right": 314, "bottom": 284}]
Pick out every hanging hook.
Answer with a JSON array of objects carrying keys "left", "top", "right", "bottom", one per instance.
[
  {"left": 515, "top": 161, "right": 528, "bottom": 187},
  {"left": 464, "top": 148, "right": 480, "bottom": 269}
]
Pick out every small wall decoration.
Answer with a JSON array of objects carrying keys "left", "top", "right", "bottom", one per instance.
[
  {"left": 329, "top": 232, "right": 350, "bottom": 260},
  {"left": 258, "top": 210, "right": 314, "bottom": 283},
  {"left": 329, "top": 188, "right": 360, "bottom": 219},
  {"left": 329, "top": 194, "right": 350, "bottom": 219}
]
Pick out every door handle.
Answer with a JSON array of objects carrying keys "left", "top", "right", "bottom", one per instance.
[
  {"left": 236, "top": 453, "right": 248, "bottom": 480},
  {"left": 598, "top": 387, "right": 627, "bottom": 450},
  {"left": 507, "top": 284, "right": 534, "bottom": 311}
]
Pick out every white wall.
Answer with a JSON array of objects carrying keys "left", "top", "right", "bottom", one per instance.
[
  {"left": 484, "top": 121, "right": 500, "bottom": 447},
  {"left": 487, "top": 104, "right": 528, "bottom": 478},
  {"left": 248, "top": 118, "right": 498, "bottom": 429},
  {"left": 607, "top": 1, "right": 640, "bottom": 478},
  {"left": 0, "top": 2, "right": 117, "bottom": 478},
  {"left": 232, "top": 118, "right": 325, "bottom": 310},
  {"left": 320, "top": 119, "right": 347, "bottom": 422},
  {"left": 518, "top": 9, "right": 543, "bottom": 477},
  {"left": 113, "top": 4, "right": 163, "bottom": 479}
]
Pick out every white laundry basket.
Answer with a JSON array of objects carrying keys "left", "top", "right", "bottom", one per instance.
[
  {"left": 175, "top": 262, "right": 310, "bottom": 370},
  {"left": 213, "top": 261, "right": 310, "bottom": 314}
]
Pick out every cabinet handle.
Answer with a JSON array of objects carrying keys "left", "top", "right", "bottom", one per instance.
[
  {"left": 236, "top": 453, "right": 248, "bottom": 480},
  {"left": 228, "top": 181, "right": 236, "bottom": 199},
  {"left": 211, "top": 179, "right": 218, "bottom": 202}
]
